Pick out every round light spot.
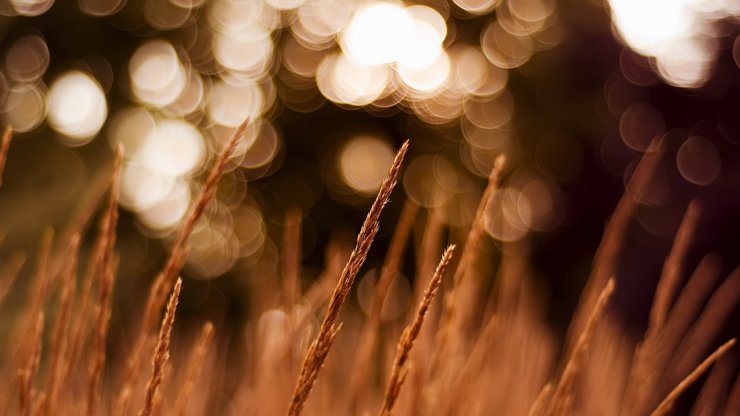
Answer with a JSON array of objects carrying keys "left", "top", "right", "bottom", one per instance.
[
  {"left": 139, "top": 178, "right": 191, "bottom": 230},
  {"left": 108, "top": 108, "right": 156, "bottom": 158},
  {"left": 141, "top": 119, "right": 205, "bottom": 176},
  {"left": 10, "top": 0, "right": 54, "bottom": 16},
  {"left": 129, "top": 40, "right": 187, "bottom": 107},
  {"left": 120, "top": 161, "right": 175, "bottom": 210},
  {"left": 453, "top": 0, "right": 501, "bottom": 15},
  {"left": 619, "top": 103, "right": 665, "bottom": 152},
  {"left": 398, "top": 50, "right": 451, "bottom": 93},
  {"left": 5, "top": 34, "right": 49, "bottom": 83},
  {"left": 3, "top": 83, "right": 46, "bottom": 133},
  {"left": 47, "top": 71, "right": 107, "bottom": 144},
  {"left": 484, "top": 188, "right": 532, "bottom": 242},
  {"left": 208, "top": 78, "right": 264, "bottom": 127},
  {"left": 341, "top": 2, "right": 414, "bottom": 66},
  {"left": 676, "top": 136, "right": 721, "bottom": 186},
  {"left": 339, "top": 135, "right": 395, "bottom": 194}
]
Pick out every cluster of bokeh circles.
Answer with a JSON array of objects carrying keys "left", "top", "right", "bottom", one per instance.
[{"left": 1, "top": 0, "right": 735, "bottom": 278}]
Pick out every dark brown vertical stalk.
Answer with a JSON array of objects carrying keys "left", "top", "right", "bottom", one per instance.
[{"left": 283, "top": 207, "right": 303, "bottom": 309}]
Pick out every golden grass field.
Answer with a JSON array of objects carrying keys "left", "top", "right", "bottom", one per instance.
[{"left": 0, "top": 120, "right": 738, "bottom": 416}]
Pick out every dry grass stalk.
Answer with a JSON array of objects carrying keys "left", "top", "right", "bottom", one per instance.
[
  {"left": 27, "top": 229, "right": 54, "bottom": 322},
  {"left": 86, "top": 147, "right": 122, "bottom": 416},
  {"left": 691, "top": 352, "right": 736, "bottom": 416},
  {"left": 626, "top": 253, "right": 722, "bottom": 413},
  {"left": 286, "top": 140, "right": 409, "bottom": 416},
  {"left": 547, "top": 278, "right": 615, "bottom": 416},
  {"left": 347, "top": 200, "right": 418, "bottom": 412},
  {"left": 18, "top": 311, "right": 44, "bottom": 416},
  {"left": 0, "top": 126, "right": 12, "bottom": 188},
  {"left": 437, "top": 312, "right": 500, "bottom": 416},
  {"left": 144, "top": 118, "right": 249, "bottom": 331},
  {"left": 410, "top": 210, "right": 444, "bottom": 312},
  {"left": 568, "top": 138, "right": 664, "bottom": 351},
  {"left": 0, "top": 251, "right": 26, "bottom": 306},
  {"left": 665, "top": 265, "right": 740, "bottom": 388},
  {"left": 40, "top": 235, "right": 79, "bottom": 415},
  {"left": 121, "top": 119, "right": 247, "bottom": 406},
  {"left": 649, "top": 338, "right": 736, "bottom": 416},
  {"left": 649, "top": 200, "right": 701, "bottom": 333},
  {"left": 172, "top": 322, "right": 214, "bottom": 416},
  {"left": 379, "top": 244, "right": 455, "bottom": 416},
  {"left": 527, "top": 383, "right": 553, "bottom": 416},
  {"left": 140, "top": 278, "right": 182, "bottom": 416},
  {"left": 435, "top": 154, "right": 505, "bottom": 364}
]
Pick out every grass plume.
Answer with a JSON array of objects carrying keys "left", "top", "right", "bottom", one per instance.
[
  {"left": 287, "top": 140, "right": 409, "bottom": 416},
  {"left": 379, "top": 244, "right": 455, "bottom": 416}
]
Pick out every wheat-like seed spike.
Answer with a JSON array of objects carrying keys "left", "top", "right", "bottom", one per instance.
[
  {"left": 0, "top": 126, "right": 12, "bottom": 188},
  {"left": 286, "top": 140, "right": 409, "bottom": 416},
  {"left": 140, "top": 278, "right": 182, "bottom": 416},
  {"left": 0, "top": 252, "right": 25, "bottom": 306},
  {"left": 649, "top": 339, "right": 736, "bottom": 416},
  {"left": 379, "top": 244, "right": 455, "bottom": 416},
  {"left": 547, "top": 278, "right": 615, "bottom": 416},
  {"left": 347, "top": 200, "right": 418, "bottom": 412}
]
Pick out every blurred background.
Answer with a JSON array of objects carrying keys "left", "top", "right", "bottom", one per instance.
[{"left": 0, "top": 0, "right": 738, "bottom": 347}]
